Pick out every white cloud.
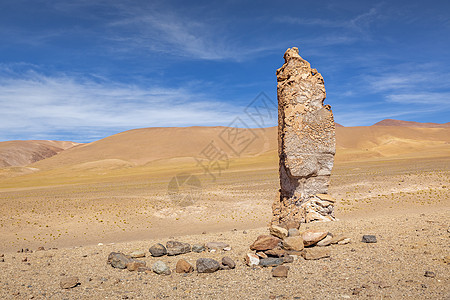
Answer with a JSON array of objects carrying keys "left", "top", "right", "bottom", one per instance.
[{"left": 0, "top": 68, "right": 260, "bottom": 141}]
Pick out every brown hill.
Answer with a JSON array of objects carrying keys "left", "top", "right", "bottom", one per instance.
[
  {"left": 28, "top": 125, "right": 450, "bottom": 172},
  {"left": 31, "top": 127, "right": 277, "bottom": 171},
  {"left": 373, "top": 119, "right": 450, "bottom": 128},
  {"left": 0, "top": 140, "right": 80, "bottom": 168}
]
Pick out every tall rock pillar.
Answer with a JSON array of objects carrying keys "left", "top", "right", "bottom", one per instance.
[{"left": 272, "top": 47, "right": 336, "bottom": 227}]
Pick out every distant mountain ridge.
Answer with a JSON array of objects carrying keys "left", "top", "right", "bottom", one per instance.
[
  {"left": 373, "top": 119, "right": 450, "bottom": 128},
  {"left": 0, "top": 140, "right": 80, "bottom": 168},
  {"left": 0, "top": 119, "right": 449, "bottom": 168}
]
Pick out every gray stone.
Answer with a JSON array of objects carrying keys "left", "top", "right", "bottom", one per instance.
[
  {"left": 282, "top": 255, "right": 294, "bottom": 263},
  {"left": 362, "top": 235, "right": 377, "bottom": 243},
  {"left": 152, "top": 261, "right": 171, "bottom": 275},
  {"left": 196, "top": 258, "right": 220, "bottom": 273},
  {"left": 221, "top": 257, "right": 236, "bottom": 269},
  {"left": 108, "top": 252, "right": 132, "bottom": 269},
  {"left": 259, "top": 257, "right": 284, "bottom": 267},
  {"left": 192, "top": 244, "right": 205, "bottom": 253},
  {"left": 60, "top": 276, "right": 80, "bottom": 289},
  {"left": 149, "top": 243, "right": 167, "bottom": 257},
  {"left": 166, "top": 241, "right": 191, "bottom": 256},
  {"left": 272, "top": 47, "right": 336, "bottom": 226}
]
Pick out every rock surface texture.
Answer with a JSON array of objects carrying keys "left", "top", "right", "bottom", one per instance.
[{"left": 272, "top": 47, "right": 336, "bottom": 226}]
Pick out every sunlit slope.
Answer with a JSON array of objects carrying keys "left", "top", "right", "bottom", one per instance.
[
  {"left": 31, "top": 126, "right": 278, "bottom": 170},
  {"left": 0, "top": 125, "right": 448, "bottom": 188},
  {"left": 0, "top": 140, "right": 80, "bottom": 167},
  {"left": 335, "top": 126, "right": 450, "bottom": 161}
]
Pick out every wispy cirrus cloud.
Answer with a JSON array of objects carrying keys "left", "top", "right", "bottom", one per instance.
[{"left": 0, "top": 66, "right": 254, "bottom": 142}]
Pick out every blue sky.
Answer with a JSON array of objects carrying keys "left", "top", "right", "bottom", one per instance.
[{"left": 0, "top": 0, "right": 449, "bottom": 142}]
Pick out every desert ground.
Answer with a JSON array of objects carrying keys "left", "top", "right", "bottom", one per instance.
[{"left": 0, "top": 124, "right": 449, "bottom": 299}]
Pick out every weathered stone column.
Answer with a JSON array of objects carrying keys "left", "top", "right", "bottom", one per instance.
[{"left": 272, "top": 47, "right": 336, "bottom": 227}]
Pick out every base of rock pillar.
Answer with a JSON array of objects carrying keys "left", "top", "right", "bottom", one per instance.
[{"left": 271, "top": 193, "right": 336, "bottom": 226}]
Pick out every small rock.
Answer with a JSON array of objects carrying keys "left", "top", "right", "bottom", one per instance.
[
  {"left": 137, "top": 267, "right": 150, "bottom": 272},
  {"left": 245, "top": 253, "right": 260, "bottom": 267},
  {"left": 269, "top": 225, "right": 288, "bottom": 239},
  {"left": 108, "top": 252, "right": 133, "bottom": 269},
  {"left": 196, "top": 258, "right": 220, "bottom": 273},
  {"left": 60, "top": 276, "right": 80, "bottom": 289},
  {"left": 330, "top": 235, "right": 348, "bottom": 244},
  {"left": 166, "top": 241, "right": 191, "bottom": 256},
  {"left": 126, "top": 260, "right": 146, "bottom": 271},
  {"left": 272, "top": 265, "right": 289, "bottom": 278},
  {"left": 362, "top": 235, "right": 377, "bottom": 243},
  {"left": 223, "top": 246, "right": 232, "bottom": 251},
  {"left": 282, "top": 236, "right": 304, "bottom": 251},
  {"left": 149, "top": 243, "right": 167, "bottom": 257},
  {"left": 317, "top": 234, "right": 333, "bottom": 247},
  {"left": 37, "top": 247, "right": 45, "bottom": 251},
  {"left": 282, "top": 255, "right": 294, "bottom": 263},
  {"left": 22, "top": 257, "right": 28, "bottom": 262},
  {"left": 206, "top": 242, "right": 230, "bottom": 251},
  {"left": 259, "top": 257, "right": 284, "bottom": 267},
  {"left": 250, "top": 235, "right": 281, "bottom": 251},
  {"left": 152, "top": 261, "right": 171, "bottom": 275},
  {"left": 265, "top": 248, "right": 287, "bottom": 257},
  {"left": 301, "top": 248, "right": 331, "bottom": 260},
  {"left": 288, "top": 228, "right": 300, "bottom": 237},
  {"left": 301, "top": 230, "right": 328, "bottom": 246},
  {"left": 0, "top": 258, "right": 4, "bottom": 262},
  {"left": 256, "top": 252, "right": 268, "bottom": 259},
  {"left": 130, "top": 250, "right": 146, "bottom": 258},
  {"left": 338, "top": 238, "right": 351, "bottom": 245},
  {"left": 176, "top": 259, "right": 194, "bottom": 273},
  {"left": 283, "top": 220, "right": 300, "bottom": 230},
  {"left": 424, "top": 271, "right": 436, "bottom": 278},
  {"left": 192, "top": 244, "right": 205, "bottom": 253},
  {"left": 222, "top": 257, "right": 236, "bottom": 269}
]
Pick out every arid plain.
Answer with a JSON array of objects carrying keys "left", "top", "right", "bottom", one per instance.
[{"left": 0, "top": 121, "right": 449, "bottom": 299}]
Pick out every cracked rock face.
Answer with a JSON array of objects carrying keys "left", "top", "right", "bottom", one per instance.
[{"left": 272, "top": 47, "right": 336, "bottom": 226}]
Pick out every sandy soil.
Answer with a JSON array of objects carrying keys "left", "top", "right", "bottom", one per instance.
[
  {"left": 0, "top": 155, "right": 448, "bottom": 299},
  {"left": 0, "top": 125, "right": 449, "bottom": 299}
]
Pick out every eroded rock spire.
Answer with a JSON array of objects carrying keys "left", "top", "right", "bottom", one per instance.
[{"left": 272, "top": 47, "right": 336, "bottom": 226}]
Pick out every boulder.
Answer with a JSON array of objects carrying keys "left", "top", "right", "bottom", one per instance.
[
  {"left": 196, "top": 258, "right": 220, "bottom": 273},
  {"left": 166, "top": 241, "right": 191, "bottom": 256},
  {"left": 302, "top": 230, "right": 328, "bottom": 246},
  {"left": 250, "top": 235, "right": 281, "bottom": 251},
  {"left": 176, "top": 259, "right": 194, "bottom": 273},
  {"left": 149, "top": 243, "right": 167, "bottom": 257},
  {"left": 282, "top": 236, "right": 304, "bottom": 251},
  {"left": 152, "top": 261, "right": 171, "bottom": 275}
]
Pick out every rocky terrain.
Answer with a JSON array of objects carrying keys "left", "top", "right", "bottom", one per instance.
[{"left": 0, "top": 123, "right": 448, "bottom": 299}]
